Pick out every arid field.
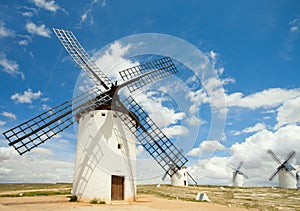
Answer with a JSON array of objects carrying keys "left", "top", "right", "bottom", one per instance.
[{"left": 0, "top": 183, "right": 299, "bottom": 210}]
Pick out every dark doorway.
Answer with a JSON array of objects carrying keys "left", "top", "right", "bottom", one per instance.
[
  {"left": 111, "top": 175, "right": 124, "bottom": 200},
  {"left": 184, "top": 180, "right": 187, "bottom": 186}
]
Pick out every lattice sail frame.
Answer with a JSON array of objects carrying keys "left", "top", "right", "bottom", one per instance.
[
  {"left": 267, "top": 150, "right": 296, "bottom": 181},
  {"left": 3, "top": 28, "right": 188, "bottom": 177},
  {"left": 119, "top": 57, "right": 178, "bottom": 93},
  {"left": 117, "top": 96, "right": 188, "bottom": 176},
  {"left": 53, "top": 28, "right": 112, "bottom": 90},
  {"left": 3, "top": 88, "right": 112, "bottom": 155}
]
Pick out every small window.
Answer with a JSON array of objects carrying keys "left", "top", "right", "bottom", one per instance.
[
  {"left": 183, "top": 173, "right": 186, "bottom": 176},
  {"left": 113, "top": 114, "right": 117, "bottom": 118},
  {"left": 101, "top": 113, "right": 106, "bottom": 116},
  {"left": 90, "top": 114, "right": 94, "bottom": 117},
  {"left": 117, "top": 144, "right": 122, "bottom": 149}
]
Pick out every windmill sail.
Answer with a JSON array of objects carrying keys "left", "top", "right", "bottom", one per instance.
[
  {"left": 119, "top": 57, "right": 178, "bottom": 92},
  {"left": 267, "top": 149, "right": 296, "bottom": 181},
  {"left": 117, "top": 96, "right": 188, "bottom": 176},
  {"left": 3, "top": 88, "right": 112, "bottom": 155},
  {"left": 53, "top": 28, "right": 112, "bottom": 90},
  {"left": 4, "top": 28, "right": 188, "bottom": 178}
]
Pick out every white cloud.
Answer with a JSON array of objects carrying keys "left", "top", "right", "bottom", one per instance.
[
  {"left": 0, "top": 21, "right": 15, "bottom": 38},
  {"left": 134, "top": 91, "right": 185, "bottom": 129},
  {"left": 0, "top": 167, "right": 12, "bottom": 175},
  {"left": 187, "top": 115, "right": 206, "bottom": 126},
  {"left": 17, "top": 6, "right": 38, "bottom": 17},
  {"left": 229, "top": 125, "right": 300, "bottom": 186},
  {"left": 0, "top": 53, "right": 25, "bottom": 80},
  {"left": 11, "top": 88, "right": 42, "bottom": 104},
  {"left": 188, "top": 157, "right": 231, "bottom": 185},
  {"left": 290, "top": 26, "right": 298, "bottom": 32},
  {"left": 95, "top": 41, "right": 139, "bottom": 80},
  {"left": 32, "top": 147, "right": 53, "bottom": 156},
  {"left": 1, "top": 111, "right": 16, "bottom": 120},
  {"left": 0, "top": 120, "right": 6, "bottom": 126},
  {"left": 275, "top": 96, "right": 300, "bottom": 129},
  {"left": 78, "top": 0, "right": 101, "bottom": 25},
  {"left": 31, "top": 0, "right": 60, "bottom": 12},
  {"left": 226, "top": 88, "right": 300, "bottom": 109},
  {"left": 136, "top": 145, "right": 144, "bottom": 156},
  {"left": 0, "top": 147, "right": 18, "bottom": 161},
  {"left": 243, "top": 123, "right": 266, "bottom": 134},
  {"left": 101, "top": 0, "right": 106, "bottom": 7},
  {"left": 162, "top": 125, "right": 188, "bottom": 138},
  {"left": 289, "top": 18, "right": 299, "bottom": 32},
  {"left": 187, "top": 140, "right": 225, "bottom": 157},
  {"left": 58, "top": 139, "right": 69, "bottom": 143},
  {"left": 234, "top": 123, "right": 266, "bottom": 136},
  {"left": 25, "top": 22, "right": 51, "bottom": 38}
]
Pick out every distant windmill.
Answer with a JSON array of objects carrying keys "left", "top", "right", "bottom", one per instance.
[
  {"left": 228, "top": 161, "right": 248, "bottom": 187},
  {"left": 267, "top": 150, "right": 297, "bottom": 189},
  {"left": 296, "top": 171, "right": 300, "bottom": 189},
  {"left": 161, "top": 150, "right": 197, "bottom": 187},
  {"left": 3, "top": 29, "right": 188, "bottom": 202}
]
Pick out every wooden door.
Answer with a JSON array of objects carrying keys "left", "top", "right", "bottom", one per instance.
[{"left": 111, "top": 175, "right": 124, "bottom": 200}]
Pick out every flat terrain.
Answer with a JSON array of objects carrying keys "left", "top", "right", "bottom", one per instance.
[{"left": 0, "top": 183, "right": 299, "bottom": 210}]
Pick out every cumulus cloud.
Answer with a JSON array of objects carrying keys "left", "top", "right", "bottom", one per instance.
[
  {"left": 188, "top": 157, "right": 231, "bottom": 185},
  {"left": 0, "top": 53, "right": 25, "bottom": 80},
  {"left": 0, "top": 121, "right": 6, "bottom": 126},
  {"left": 26, "top": 22, "right": 51, "bottom": 38},
  {"left": 0, "top": 21, "right": 15, "bottom": 38},
  {"left": 234, "top": 123, "right": 266, "bottom": 136},
  {"left": 0, "top": 147, "right": 18, "bottom": 161},
  {"left": 32, "top": 147, "right": 53, "bottom": 156},
  {"left": 162, "top": 125, "right": 188, "bottom": 138},
  {"left": 95, "top": 41, "right": 139, "bottom": 80},
  {"left": 228, "top": 125, "right": 300, "bottom": 185},
  {"left": 187, "top": 140, "right": 225, "bottom": 157},
  {"left": 11, "top": 88, "right": 42, "bottom": 104},
  {"left": 275, "top": 96, "right": 300, "bottom": 129},
  {"left": 226, "top": 88, "right": 300, "bottom": 109},
  {"left": 1, "top": 111, "right": 16, "bottom": 120},
  {"left": 187, "top": 115, "right": 206, "bottom": 126},
  {"left": 31, "top": 0, "right": 61, "bottom": 12}
]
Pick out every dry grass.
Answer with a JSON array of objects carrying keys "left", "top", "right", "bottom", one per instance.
[
  {"left": 0, "top": 183, "right": 299, "bottom": 210},
  {"left": 137, "top": 185, "right": 300, "bottom": 211}
]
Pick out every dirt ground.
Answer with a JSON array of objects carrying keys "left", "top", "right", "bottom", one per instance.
[{"left": 0, "top": 194, "right": 256, "bottom": 211}]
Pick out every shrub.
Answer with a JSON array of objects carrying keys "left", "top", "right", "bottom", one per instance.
[{"left": 69, "top": 195, "right": 77, "bottom": 202}]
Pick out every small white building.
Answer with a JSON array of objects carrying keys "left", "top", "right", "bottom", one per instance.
[
  {"left": 170, "top": 166, "right": 188, "bottom": 187},
  {"left": 232, "top": 173, "right": 244, "bottom": 187},
  {"left": 72, "top": 109, "right": 137, "bottom": 203},
  {"left": 278, "top": 169, "right": 297, "bottom": 189}
]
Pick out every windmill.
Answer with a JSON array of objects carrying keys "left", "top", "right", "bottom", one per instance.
[
  {"left": 161, "top": 149, "right": 197, "bottom": 187},
  {"left": 228, "top": 161, "right": 248, "bottom": 187},
  {"left": 2, "top": 29, "right": 188, "bottom": 202},
  {"left": 267, "top": 149, "right": 297, "bottom": 189},
  {"left": 296, "top": 171, "right": 300, "bottom": 189}
]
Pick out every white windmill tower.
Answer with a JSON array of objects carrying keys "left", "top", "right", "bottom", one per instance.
[
  {"left": 3, "top": 29, "right": 188, "bottom": 203},
  {"left": 228, "top": 161, "right": 248, "bottom": 187},
  {"left": 296, "top": 171, "right": 300, "bottom": 189},
  {"left": 267, "top": 150, "right": 297, "bottom": 189}
]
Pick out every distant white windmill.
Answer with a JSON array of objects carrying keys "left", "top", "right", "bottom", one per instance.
[
  {"left": 162, "top": 165, "right": 197, "bottom": 187},
  {"left": 267, "top": 150, "right": 297, "bottom": 189},
  {"left": 228, "top": 161, "right": 248, "bottom": 187},
  {"left": 296, "top": 171, "right": 300, "bottom": 189}
]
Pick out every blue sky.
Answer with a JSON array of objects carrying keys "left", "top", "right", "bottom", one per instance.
[{"left": 0, "top": 0, "right": 300, "bottom": 186}]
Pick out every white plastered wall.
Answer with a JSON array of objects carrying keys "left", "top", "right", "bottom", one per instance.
[{"left": 73, "top": 110, "right": 136, "bottom": 202}]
